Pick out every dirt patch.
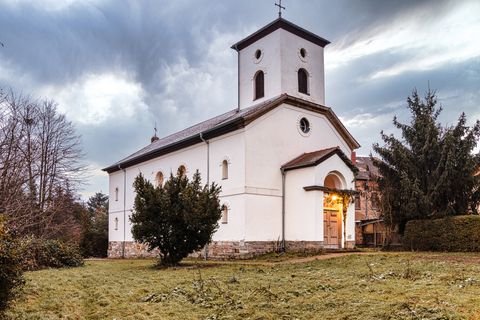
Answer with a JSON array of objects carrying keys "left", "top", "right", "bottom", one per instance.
[{"left": 188, "top": 251, "right": 380, "bottom": 267}]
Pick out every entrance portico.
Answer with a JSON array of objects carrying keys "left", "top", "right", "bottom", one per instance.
[{"left": 282, "top": 147, "right": 357, "bottom": 250}]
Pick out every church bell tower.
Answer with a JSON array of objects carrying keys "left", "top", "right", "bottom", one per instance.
[{"left": 231, "top": 17, "right": 330, "bottom": 109}]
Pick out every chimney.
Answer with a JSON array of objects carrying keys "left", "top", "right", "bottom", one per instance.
[{"left": 351, "top": 151, "right": 356, "bottom": 164}]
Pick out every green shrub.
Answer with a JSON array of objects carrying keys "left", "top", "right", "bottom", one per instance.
[
  {"left": 80, "top": 228, "right": 108, "bottom": 258},
  {"left": 131, "top": 171, "right": 222, "bottom": 266},
  {"left": 19, "top": 237, "right": 84, "bottom": 271},
  {"left": 80, "top": 212, "right": 108, "bottom": 258},
  {"left": 0, "top": 217, "right": 24, "bottom": 314},
  {"left": 403, "top": 215, "right": 480, "bottom": 251}
]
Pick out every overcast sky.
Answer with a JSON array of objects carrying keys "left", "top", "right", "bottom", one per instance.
[{"left": 1, "top": 0, "right": 479, "bottom": 199}]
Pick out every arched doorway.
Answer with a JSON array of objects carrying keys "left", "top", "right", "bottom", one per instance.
[{"left": 323, "top": 172, "right": 345, "bottom": 248}]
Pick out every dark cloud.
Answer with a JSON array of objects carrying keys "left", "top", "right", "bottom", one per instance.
[
  {"left": 329, "top": 56, "right": 480, "bottom": 154},
  {"left": 0, "top": 0, "right": 478, "bottom": 197},
  {"left": 0, "top": 0, "right": 452, "bottom": 85}
]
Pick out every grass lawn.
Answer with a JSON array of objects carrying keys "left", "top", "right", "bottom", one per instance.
[{"left": 6, "top": 252, "right": 480, "bottom": 319}]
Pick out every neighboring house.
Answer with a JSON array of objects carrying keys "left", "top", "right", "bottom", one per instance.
[
  {"left": 354, "top": 156, "right": 385, "bottom": 247},
  {"left": 103, "top": 17, "right": 360, "bottom": 258}
]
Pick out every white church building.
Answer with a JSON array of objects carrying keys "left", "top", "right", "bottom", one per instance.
[{"left": 103, "top": 17, "right": 360, "bottom": 258}]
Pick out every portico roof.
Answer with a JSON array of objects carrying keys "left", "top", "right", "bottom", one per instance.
[{"left": 281, "top": 147, "right": 357, "bottom": 172}]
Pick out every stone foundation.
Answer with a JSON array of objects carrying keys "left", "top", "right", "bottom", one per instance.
[
  {"left": 109, "top": 240, "right": 327, "bottom": 259},
  {"left": 108, "top": 241, "right": 159, "bottom": 258},
  {"left": 345, "top": 240, "right": 355, "bottom": 249},
  {"left": 285, "top": 241, "right": 325, "bottom": 253},
  {"left": 199, "top": 240, "right": 281, "bottom": 259}
]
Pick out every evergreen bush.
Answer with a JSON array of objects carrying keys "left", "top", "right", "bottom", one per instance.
[
  {"left": 131, "top": 170, "right": 222, "bottom": 266},
  {"left": 0, "top": 216, "right": 24, "bottom": 314},
  {"left": 80, "top": 192, "right": 109, "bottom": 258},
  {"left": 80, "top": 223, "right": 108, "bottom": 258},
  {"left": 403, "top": 215, "right": 480, "bottom": 251}
]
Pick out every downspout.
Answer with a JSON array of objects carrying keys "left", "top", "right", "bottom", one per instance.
[
  {"left": 281, "top": 168, "right": 286, "bottom": 252},
  {"left": 233, "top": 44, "right": 240, "bottom": 112},
  {"left": 118, "top": 164, "right": 127, "bottom": 259},
  {"left": 199, "top": 132, "right": 210, "bottom": 259}
]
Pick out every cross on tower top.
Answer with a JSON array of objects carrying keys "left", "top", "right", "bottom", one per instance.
[{"left": 275, "top": 0, "right": 285, "bottom": 18}]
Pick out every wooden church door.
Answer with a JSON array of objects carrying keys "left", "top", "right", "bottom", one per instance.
[{"left": 323, "top": 209, "right": 340, "bottom": 247}]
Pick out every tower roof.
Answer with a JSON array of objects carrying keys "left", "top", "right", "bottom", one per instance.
[{"left": 231, "top": 17, "right": 330, "bottom": 51}]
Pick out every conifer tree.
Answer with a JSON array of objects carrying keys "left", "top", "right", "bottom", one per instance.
[
  {"left": 131, "top": 170, "right": 222, "bottom": 266},
  {"left": 80, "top": 192, "right": 109, "bottom": 257},
  {"left": 373, "top": 89, "right": 480, "bottom": 233}
]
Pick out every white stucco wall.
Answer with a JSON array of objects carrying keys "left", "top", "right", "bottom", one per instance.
[
  {"left": 238, "top": 29, "right": 325, "bottom": 108},
  {"left": 284, "top": 167, "right": 318, "bottom": 241},
  {"left": 280, "top": 29, "right": 325, "bottom": 105},
  {"left": 238, "top": 30, "right": 282, "bottom": 109},
  {"left": 240, "top": 103, "right": 354, "bottom": 244},
  {"left": 245, "top": 103, "right": 351, "bottom": 191},
  {"left": 108, "top": 130, "right": 247, "bottom": 243},
  {"left": 244, "top": 194, "right": 282, "bottom": 241},
  {"left": 212, "top": 195, "right": 246, "bottom": 241}
]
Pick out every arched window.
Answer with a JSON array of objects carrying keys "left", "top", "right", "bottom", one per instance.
[
  {"left": 114, "top": 217, "right": 119, "bottom": 231},
  {"left": 298, "top": 68, "right": 309, "bottom": 94},
  {"left": 221, "top": 205, "right": 228, "bottom": 224},
  {"left": 177, "top": 165, "right": 186, "bottom": 177},
  {"left": 155, "top": 171, "right": 164, "bottom": 187},
  {"left": 222, "top": 160, "right": 228, "bottom": 180},
  {"left": 254, "top": 70, "right": 264, "bottom": 100},
  {"left": 115, "top": 187, "right": 119, "bottom": 201}
]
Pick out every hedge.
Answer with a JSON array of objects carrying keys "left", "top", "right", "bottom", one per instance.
[
  {"left": 403, "top": 215, "right": 480, "bottom": 252},
  {"left": 19, "top": 237, "right": 84, "bottom": 271}
]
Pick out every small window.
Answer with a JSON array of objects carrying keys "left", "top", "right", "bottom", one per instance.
[
  {"left": 114, "top": 217, "right": 119, "bottom": 231},
  {"left": 299, "top": 117, "right": 310, "bottom": 134},
  {"left": 178, "top": 165, "right": 186, "bottom": 177},
  {"left": 255, "top": 49, "right": 262, "bottom": 60},
  {"left": 222, "top": 160, "right": 228, "bottom": 180},
  {"left": 155, "top": 171, "right": 164, "bottom": 187},
  {"left": 355, "top": 195, "right": 361, "bottom": 210},
  {"left": 371, "top": 192, "right": 379, "bottom": 210},
  {"left": 221, "top": 205, "right": 228, "bottom": 224},
  {"left": 298, "top": 68, "right": 309, "bottom": 95},
  {"left": 115, "top": 187, "right": 119, "bottom": 201},
  {"left": 300, "top": 48, "right": 307, "bottom": 58},
  {"left": 254, "top": 70, "right": 264, "bottom": 100}
]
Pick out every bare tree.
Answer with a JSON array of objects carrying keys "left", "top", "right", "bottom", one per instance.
[{"left": 0, "top": 89, "right": 86, "bottom": 238}]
